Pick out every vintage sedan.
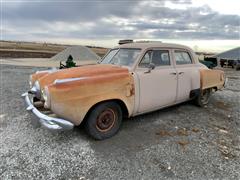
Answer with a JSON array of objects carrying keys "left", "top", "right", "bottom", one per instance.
[{"left": 22, "top": 42, "right": 226, "bottom": 140}]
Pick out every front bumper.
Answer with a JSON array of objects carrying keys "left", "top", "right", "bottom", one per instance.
[{"left": 21, "top": 92, "right": 74, "bottom": 131}]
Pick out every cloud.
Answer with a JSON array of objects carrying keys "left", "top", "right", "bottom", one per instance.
[{"left": 2, "top": 0, "right": 240, "bottom": 42}]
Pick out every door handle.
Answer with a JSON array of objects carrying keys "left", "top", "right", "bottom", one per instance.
[
  {"left": 170, "top": 72, "right": 177, "bottom": 75},
  {"left": 179, "top": 72, "right": 184, "bottom": 74}
]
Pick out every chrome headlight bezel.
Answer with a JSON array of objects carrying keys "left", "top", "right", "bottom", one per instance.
[
  {"left": 42, "top": 86, "right": 51, "bottom": 109},
  {"left": 29, "top": 80, "right": 41, "bottom": 99},
  {"left": 35, "top": 81, "right": 40, "bottom": 91},
  {"left": 41, "top": 89, "right": 47, "bottom": 101},
  {"left": 29, "top": 75, "right": 33, "bottom": 88}
]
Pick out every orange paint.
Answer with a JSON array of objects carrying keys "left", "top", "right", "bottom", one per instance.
[
  {"left": 38, "top": 64, "right": 129, "bottom": 90},
  {"left": 200, "top": 69, "right": 225, "bottom": 90},
  {"left": 31, "top": 72, "right": 49, "bottom": 85},
  {"left": 32, "top": 64, "right": 135, "bottom": 125}
]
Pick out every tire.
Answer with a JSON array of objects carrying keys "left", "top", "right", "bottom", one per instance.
[
  {"left": 195, "top": 88, "right": 212, "bottom": 107},
  {"left": 84, "top": 102, "right": 122, "bottom": 140}
]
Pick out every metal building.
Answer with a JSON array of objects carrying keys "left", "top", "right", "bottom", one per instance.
[{"left": 212, "top": 47, "right": 240, "bottom": 67}]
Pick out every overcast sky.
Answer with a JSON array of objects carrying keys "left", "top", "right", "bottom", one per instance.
[{"left": 1, "top": 0, "right": 240, "bottom": 52}]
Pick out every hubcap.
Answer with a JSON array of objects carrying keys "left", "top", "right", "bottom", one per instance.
[{"left": 96, "top": 108, "right": 116, "bottom": 132}]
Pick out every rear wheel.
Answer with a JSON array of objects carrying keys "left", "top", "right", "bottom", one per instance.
[
  {"left": 195, "top": 88, "right": 212, "bottom": 107},
  {"left": 84, "top": 102, "right": 122, "bottom": 140}
]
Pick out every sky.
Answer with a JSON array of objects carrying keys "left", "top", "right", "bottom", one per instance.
[{"left": 1, "top": 0, "right": 240, "bottom": 52}]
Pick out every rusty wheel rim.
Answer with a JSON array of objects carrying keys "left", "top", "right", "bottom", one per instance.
[
  {"left": 96, "top": 108, "right": 116, "bottom": 132},
  {"left": 201, "top": 89, "right": 210, "bottom": 103}
]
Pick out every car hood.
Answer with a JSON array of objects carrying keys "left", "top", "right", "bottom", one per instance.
[{"left": 38, "top": 64, "right": 129, "bottom": 89}]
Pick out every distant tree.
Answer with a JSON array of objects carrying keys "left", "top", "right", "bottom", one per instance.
[{"left": 66, "top": 55, "right": 76, "bottom": 68}]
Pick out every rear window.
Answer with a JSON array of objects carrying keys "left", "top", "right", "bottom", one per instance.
[{"left": 174, "top": 51, "right": 192, "bottom": 65}]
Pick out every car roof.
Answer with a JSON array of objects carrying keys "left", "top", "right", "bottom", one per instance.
[{"left": 114, "top": 42, "right": 193, "bottom": 51}]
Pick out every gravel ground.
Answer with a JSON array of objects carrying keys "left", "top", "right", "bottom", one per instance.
[{"left": 0, "top": 65, "right": 239, "bottom": 180}]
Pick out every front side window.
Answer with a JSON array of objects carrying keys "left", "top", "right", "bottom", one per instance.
[
  {"left": 139, "top": 50, "right": 170, "bottom": 68},
  {"left": 101, "top": 48, "right": 141, "bottom": 66},
  {"left": 174, "top": 51, "right": 192, "bottom": 65}
]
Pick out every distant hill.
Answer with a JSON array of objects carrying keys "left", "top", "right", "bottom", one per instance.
[
  {"left": 0, "top": 40, "right": 109, "bottom": 58},
  {"left": 213, "top": 47, "right": 240, "bottom": 60}
]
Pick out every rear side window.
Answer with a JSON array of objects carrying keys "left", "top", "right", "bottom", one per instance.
[
  {"left": 174, "top": 51, "right": 192, "bottom": 65},
  {"left": 139, "top": 50, "right": 170, "bottom": 67}
]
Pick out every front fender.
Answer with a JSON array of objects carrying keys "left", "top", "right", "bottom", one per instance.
[{"left": 47, "top": 73, "right": 135, "bottom": 125}]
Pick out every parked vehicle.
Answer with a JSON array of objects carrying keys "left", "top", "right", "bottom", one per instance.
[
  {"left": 199, "top": 60, "right": 215, "bottom": 69},
  {"left": 220, "top": 59, "right": 227, "bottom": 67},
  {"left": 228, "top": 60, "right": 235, "bottom": 68},
  {"left": 234, "top": 60, "right": 240, "bottom": 70},
  {"left": 22, "top": 42, "right": 226, "bottom": 140},
  {"left": 220, "top": 59, "right": 235, "bottom": 68},
  {"left": 203, "top": 57, "right": 217, "bottom": 69}
]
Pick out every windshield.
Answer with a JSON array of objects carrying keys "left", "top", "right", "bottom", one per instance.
[{"left": 101, "top": 48, "right": 141, "bottom": 66}]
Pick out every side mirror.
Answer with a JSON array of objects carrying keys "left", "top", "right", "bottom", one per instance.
[{"left": 145, "top": 63, "right": 155, "bottom": 73}]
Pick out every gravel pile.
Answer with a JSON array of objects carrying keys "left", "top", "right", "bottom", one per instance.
[{"left": 50, "top": 45, "right": 100, "bottom": 62}]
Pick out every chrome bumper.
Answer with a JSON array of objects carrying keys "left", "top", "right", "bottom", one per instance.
[{"left": 21, "top": 92, "right": 74, "bottom": 131}]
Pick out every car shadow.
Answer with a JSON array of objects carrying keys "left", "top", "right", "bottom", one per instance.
[{"left": 85, "top": 101, "right": 196, "bottom": 155}]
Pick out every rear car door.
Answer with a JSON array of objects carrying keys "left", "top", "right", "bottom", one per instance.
[
  {"left": 135, "top": 49, "right": 177, "bottom": 113},
  {"left": 173, "top": 50, "right": 197, "bottom": 102}
]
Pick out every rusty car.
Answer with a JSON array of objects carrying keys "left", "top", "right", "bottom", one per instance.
[{"left": 22, "top": 42, "right": 227, "bottom": 140}]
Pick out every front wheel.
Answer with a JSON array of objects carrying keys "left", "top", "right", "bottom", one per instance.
[
  {"left": 195, "top": 88, "right": 212, "bottom": 107},
  {"left": 84, "top": 102, "right": 122, "bottom": 140}
]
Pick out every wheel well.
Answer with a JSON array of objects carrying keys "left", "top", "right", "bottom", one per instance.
[
  {"left": 213, "top": 87, "right": 218, "bottom": 91},
  {"left": 82, "top": 99, "right": 129, "bottom": 124}
]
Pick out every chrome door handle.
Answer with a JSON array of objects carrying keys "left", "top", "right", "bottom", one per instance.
[
  {"left": 170, "top": 72, "right": 177, "bottom": 75},
  {"left": 179, "top": 72, "right": 184, "bottom": 74}
]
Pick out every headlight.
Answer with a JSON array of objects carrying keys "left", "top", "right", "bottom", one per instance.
[
  {"left": 35, "top": 81, "right": 40, "bottom": 91},
  {"left": 42, "top": 87, "right": 50, "bottom": 109},
  {"left": 41, "top": 89, "right": 47, "bottom": 101},
  {"left": 29, "top": 75, "right": 32, "bottom": 88},
  {"left": 29, "top": 80, "right": 41, "bottom": 99}
]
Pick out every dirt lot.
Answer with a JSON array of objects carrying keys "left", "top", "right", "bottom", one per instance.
[{"left": 0, "top": 65, "right": 239, "bottom": 179}]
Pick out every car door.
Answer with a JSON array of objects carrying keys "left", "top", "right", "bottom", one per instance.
[
  {"left": 173, "top": 50, "right": 196, "bottom": 102},
  {"left": 135, "top": 49, "right": 177, "bottom": 113}
]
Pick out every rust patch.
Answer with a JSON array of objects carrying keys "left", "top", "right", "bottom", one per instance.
[
  {"left": 46, "top": 64, "right": 135, "bottom": 125},
  {"left": 200, "top": 69, "right": 225, "bottom": 90},
  {"left": 130, "top": 86, "right": 135, "bottom": 96},
  {"left": 31, "top": 72, "right": 48, "bottom": 84},
  {"left": 126, "top": 83, "right": 135, "bottom": 97},
  {"left": 39, "top": 64, "right": 129, "bottom": 89},
  {"left": 54, "top": 73, "right": 129, "bottom": 90}
]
